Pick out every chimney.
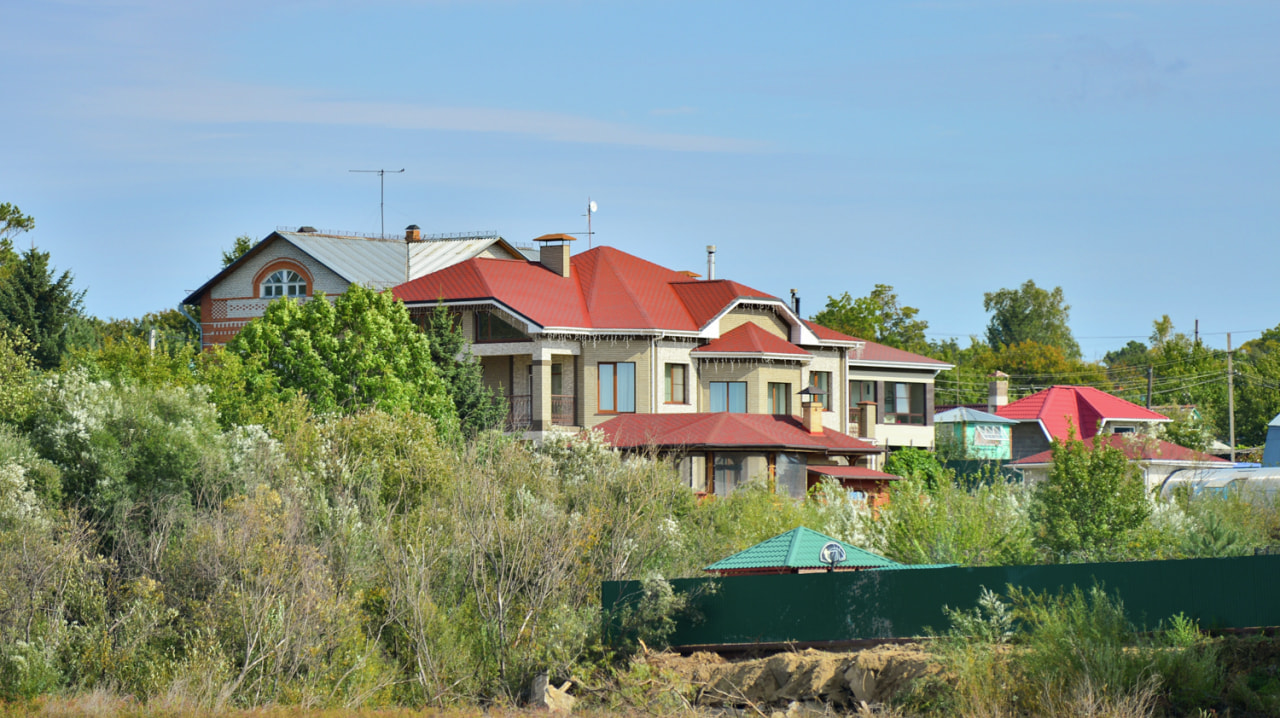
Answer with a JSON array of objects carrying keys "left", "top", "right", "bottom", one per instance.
[
  {"left": 404, "top": 224, "right": 422, "bottom": 242},
  {"left": 790, "top": 288, "right": 800, "bottom": 315},
  {"left": 987, "top": 371, "right": 1009, "bottom": 413},
  {"left": 706, "top": 245, "right": 716, "bottom": 280},
  {"left": 858, "top": 401, "right": 877, "bottom": 440},
  {"left": 803, "top": 399, "right": 824, "bottom": 435},
  {"left": 533, "top": 233, "right": 576, "bottom": 278}
]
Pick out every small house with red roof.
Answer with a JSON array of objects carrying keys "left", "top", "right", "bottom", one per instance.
[
  {"left": 1008, "top": 434, "right": 1229, "bottom": 489},
  {"left": 994, "top": 385, "right": 1171, "bottom": 461}
]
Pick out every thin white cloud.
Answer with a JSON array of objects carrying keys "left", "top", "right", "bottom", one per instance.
[{"left": 86, "top": 81, "right": 762, "bottom": 153}]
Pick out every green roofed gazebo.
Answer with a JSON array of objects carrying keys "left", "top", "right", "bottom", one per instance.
[{"left": 703, "top": 527, "right": 901, "bottom": 576}]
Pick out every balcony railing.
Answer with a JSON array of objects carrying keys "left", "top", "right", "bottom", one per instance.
[
  {"left": 505, "top": 394, "right": 577, "bottom": 430},
  {"left": 551, "top": 394, "right": 575, "bottom": 426},
  {"left": 507, "top": 395, "right": 532, "bottom": 431}
]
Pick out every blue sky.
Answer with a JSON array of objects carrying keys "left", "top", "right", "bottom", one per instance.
[{"left": 3, "top": 0, "right": 1277, "bottom": 358}]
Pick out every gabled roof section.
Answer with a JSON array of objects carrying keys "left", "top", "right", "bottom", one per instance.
[
  {"left": 996, "top": 385, "right": 1170, "bottom": 442},
  {"left": 596, "top": 413, "right": 881, "bottom": 454},
  {"left": 672, "top": 280, "right": 777, "bottom": 328},
  {"left": 692, "top": 323, "right": 810, "bottom": 360},
  {"left": 704, "top": 527, "right": 899, "bottom": 572},
  {"left": 183, "top": 230, "right": 520, "bottom": 304},
  {"left": 1009, "top": 434, "right": 1229, "bottom": 466}
]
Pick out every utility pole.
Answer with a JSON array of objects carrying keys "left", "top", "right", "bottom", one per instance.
[
  {"left": 1228, "top": 332, "right": 1236, "bottom": 463},
  {"left": 1146, "top": 365, "right": 1153, "bottom": 409},
  {"left": 349, "top": 168, "right": 405, "bottom": 237}
]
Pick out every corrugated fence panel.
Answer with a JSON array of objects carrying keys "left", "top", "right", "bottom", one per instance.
[{"left": 603, "top": 555, "right": 1280, "bottom": 648}]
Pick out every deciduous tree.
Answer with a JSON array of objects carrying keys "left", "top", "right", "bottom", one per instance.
[
  {"left": 811, "top": 284, "right": 930, "bottom": 354},
  {"left": 1030, "top": 434, "right": 1149, "bottom": 560},
  {"left": 229, "top": 285, "right": 458, "bottom": 432},
  {"left": 983, "top": 280, "right": 1080, "bottom": 359}
]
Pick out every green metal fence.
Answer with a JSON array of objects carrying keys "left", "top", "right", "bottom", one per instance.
[{"left": 602, "top": 554, "right": 1280, "bottom": 648}]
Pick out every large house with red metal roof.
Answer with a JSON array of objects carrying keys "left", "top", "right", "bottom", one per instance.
[
  {"left": 391, "top": 234, "right": 950, "bottom": 496},
  {"left": 993, "top": 384, "right": 1172, "bottom": 461}
]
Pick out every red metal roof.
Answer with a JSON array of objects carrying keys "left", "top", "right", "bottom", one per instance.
[
  {"left": 996, "top": 385, "right": 1170, "bottom": 442},
  {"left": 806, "top": 465, "right": 902, "bottom": 480},
  {"left": 691, "top": 322, "right": 810, "bottom": 357},
  {"left": 802, "top": 320, "right": 859, "bottom": 343},
  {"left": 392, "top": 246, "right": 786, "bottom": 333},
  {"left": 672, "top": 280, "right": 777, "bottom": 328},
  {"left": 802, "top": 320, "right": 948, "bottom": 365},
  {"left": 596, "top": 413, "right": 881, "bottom": 454},
  {"left": 1009, "top": 434, "right": 1229, "bottom": 466}
]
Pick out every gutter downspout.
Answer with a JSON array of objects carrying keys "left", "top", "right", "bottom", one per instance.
[
  {"left": 177, "top": 305, "right": 202, "bottom": 348},
  {"left": 651, "top": 336, "right": 658, "bottom": 413}
]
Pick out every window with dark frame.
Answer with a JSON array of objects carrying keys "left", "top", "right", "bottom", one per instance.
[
  {"left": 884, "top": 381, "right": 926, "bottom": 424},
  {"left": 664, "top": 363, "right": 687, "bottom": 404},
  {"left": 598, "top": 362, "right": 636, "bottom": 413}
]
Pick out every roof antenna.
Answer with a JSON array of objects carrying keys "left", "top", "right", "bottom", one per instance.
[
  {"left": 349, "top": 168, "right": 405, "bottom": 237},
  {"left": 583, "top": 199, "right": 598, "bottom": 248}
]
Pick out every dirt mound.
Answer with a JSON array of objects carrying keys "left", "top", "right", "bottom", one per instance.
[{"left": 636, "top": 644, "right": 938, "bottom": 708}]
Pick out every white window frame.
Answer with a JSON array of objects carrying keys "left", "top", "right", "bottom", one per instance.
[{"left": 261, "top": 269, "right": 307, "bottom": 298}]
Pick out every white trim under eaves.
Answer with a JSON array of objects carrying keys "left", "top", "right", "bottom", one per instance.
[
  {"left": 404, "top": 298, "right": 545, "bottom": 335},
  {"left": 693, "top": 351, "right": 813, "bottom": 363},
  {"left": 697, "top": 297, "right": 823, "bottom": 345},
  {"left": 848, "top": 359, "right": 954, "bottom": 373}
]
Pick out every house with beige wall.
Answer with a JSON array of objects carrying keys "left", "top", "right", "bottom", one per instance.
[{"left": 392, "top": 234, "right": 898, "bottom": 495}]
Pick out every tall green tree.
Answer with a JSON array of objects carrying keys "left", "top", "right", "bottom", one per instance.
[
  {"left": 983, "top": 280, "right": 1081, "bottom": 359},
  {"left": 229, "top": 285, "right": 458, "bottom": 432},
  {"left": 221, "top": 234, "right": 256, "bottom": 267},
  {"left": 0, "top": 203, "right": 35, "bottom": 285},
  {"left": 811, "top": 284, "right": 929, "bottom": 353},
  {"left": 1235, "top": 323, "right": 1280, "bottom": 446},
  {"left": 1030, "top": 435, "right": 1149, "bottom": 560},
  {"left": 423, "top": 303, "right": 506, "bottom": 438},
  {"left": 0, "top": 246, "right": 88, "bottom": 369}
]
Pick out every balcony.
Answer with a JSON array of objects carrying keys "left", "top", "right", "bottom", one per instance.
[
  {"left": 551, "top": 394, "right": 576, "bottom": 426},
  {"left": 505, "top": 394, "right": 577, "bottom": 431}
]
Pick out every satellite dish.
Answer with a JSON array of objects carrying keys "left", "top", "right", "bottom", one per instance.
[
  {"left": 588, "top": 200, "right": 598, "bottom": 213},
  {"left": 819, "top": 541, "right": 847, "bottom": 568}
]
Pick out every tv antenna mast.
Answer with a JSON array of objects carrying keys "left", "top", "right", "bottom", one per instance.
[
  {"left": 583, "top": 198, "right": 598, "bottom": 248},
  {"left": 349, "top": 168, "right": 405, "bottom": 237}
]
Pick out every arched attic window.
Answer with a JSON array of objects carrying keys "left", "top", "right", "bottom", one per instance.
[{"left": 261, "top": 269, "right": 307, "bottom": 298}]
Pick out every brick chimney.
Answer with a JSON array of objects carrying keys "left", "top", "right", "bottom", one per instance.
[
  {"left": 987, "top": 371, "right": 1009, "bottom": 413},
  {"left": 533, "top": 233, "right": 575, "bottom": 278},
  {"left": 802, "top": 398, "right": 824, "bottom": 435},
  {"left": 404, "top": 224, "right": 422, "bottom": 242}
]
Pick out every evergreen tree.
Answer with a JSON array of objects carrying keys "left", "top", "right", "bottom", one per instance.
[
  {"left": 423, "top": 303, "right": 506, "bottom": 438},
  {"left": 0, "top": 246, "right": 88, "bottom": 369}
]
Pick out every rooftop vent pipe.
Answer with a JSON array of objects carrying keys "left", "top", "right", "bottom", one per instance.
[{"left": 706, "top": 245, "right": 716, "bottom": 280}]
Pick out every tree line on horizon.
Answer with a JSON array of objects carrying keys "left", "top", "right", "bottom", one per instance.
[{"left": 810, "top": 280, "right": 1280, "bottom": 449}]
